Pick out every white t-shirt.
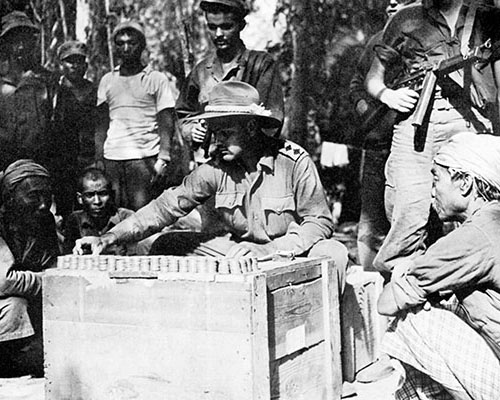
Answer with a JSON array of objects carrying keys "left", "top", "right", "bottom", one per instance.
[{"left": 97, "top": 66, "right": 176, "bottom": 160}]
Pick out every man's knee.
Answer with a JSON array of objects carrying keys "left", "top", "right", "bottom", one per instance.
[
  {"left": 0, "top": 297, "right": 33, "bottom": 342},
  {"left": 309, "top": 239, "right": 348, "bottom": 291}
]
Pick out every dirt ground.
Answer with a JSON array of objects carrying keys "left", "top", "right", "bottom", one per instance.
[{"left": 0, "top": 373, "right": 400, "bottom": 400}]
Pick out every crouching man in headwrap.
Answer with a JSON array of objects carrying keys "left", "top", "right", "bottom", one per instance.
[
  {"left": 0, "top": 160, "right": 59, "bottom": 377},
  {"left": 378, "top": 133, "right": 500, "bottom": 399}
]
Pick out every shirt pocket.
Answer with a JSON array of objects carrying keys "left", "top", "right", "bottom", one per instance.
[
  {"left": 262, "top": 195, "right": 296, "bottom": 238},
  {"left": 215, "top": 191, "right": 246, "bottom": 230}
]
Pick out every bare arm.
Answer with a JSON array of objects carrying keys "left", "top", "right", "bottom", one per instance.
[
  {"left": 95, "top": 103, "right": 109, "bottom": 166},
  {"left": 365, "top": 57, "right": 419, "bottom": 113}
]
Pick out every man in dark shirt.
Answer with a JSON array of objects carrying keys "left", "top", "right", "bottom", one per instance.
[
  {"left": 0, "top": 11, "right": 58, "bottom": 171},
  {"left": 52, "top": 40, "right": 97, "bottom": 220},
  {"left": 349, "top": 0, "right": 416, "bottom": 273},
  {"left": 176, "top": 0, "right": 284, "bottom": 161},
  {"left": 0, "top": 159, "right": 59, "bottom": 377},
  {"left": 63, "top": 168, "right": 153, "bottom": 255}
]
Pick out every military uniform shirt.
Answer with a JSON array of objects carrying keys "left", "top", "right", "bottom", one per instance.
[{"left": 108, "top": 140, "right": 334, "bottom": 256}]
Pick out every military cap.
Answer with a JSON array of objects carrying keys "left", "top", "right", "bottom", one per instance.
[
  {"left": 111, "top": 20, "right": 146, "bottom": 43},
  {"left": 200, "top": 0, "right": 249, "bottom": 17},
  {"left": 58, "top": 40, "right": 88, "bottom": 61},
  {"left": 0, "top": 11, "right": 39, "bottom": 39}
]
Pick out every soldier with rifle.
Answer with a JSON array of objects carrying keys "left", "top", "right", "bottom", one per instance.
[
  {"left": 365, "top": 0, "right": 500, "bottom": 275},
  {"left": 175, "top": 0, "right": 284, "bottom": 163}
]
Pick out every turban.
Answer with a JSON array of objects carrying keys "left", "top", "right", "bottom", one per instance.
[
  {"left": 0, "top": 159, "right": 50, "bottom": 202},
  {"left": 434, "top": 133, "right": 500, "bottom": 191}
]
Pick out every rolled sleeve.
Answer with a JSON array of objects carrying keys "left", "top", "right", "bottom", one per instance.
[
  {"left": 390, "top": 223, "right": 495, "bottom": 311},
  {"left": 109, "top": 163, "right": 219, "bottom": 243},
  {"left": 0, "top": 237, "right": 41, "bottom": 298}
]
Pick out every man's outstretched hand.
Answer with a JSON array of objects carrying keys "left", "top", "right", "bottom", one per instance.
[{"left": 73, "top": 234, "right": 116, "bottom": 255}]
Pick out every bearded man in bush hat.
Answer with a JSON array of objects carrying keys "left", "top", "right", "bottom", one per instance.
[
  {"left": 0, "top": 159, "right": 59, "bottom": 377},
  {"left": 75, "top": 81, "right": 347, "bottom": 287}
]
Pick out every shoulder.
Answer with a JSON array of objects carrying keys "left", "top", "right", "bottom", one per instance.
[
  {"left": 64, "top": 211, "right": 85, "bottom": 229},
  {"left": 246, "top": 50, "right": 276, "bottom": 68},
  {"left": 386, "top": 4, "right": 424, "bottom": 33},
  {"left": 191, "top": 55, "right": 216, "bottom": 73},
  {"left": 278, "top": 141, "right": 309, "bottom": 163},
  {"left": 143, "top": 67, "right": 168, "bottom": 80}
]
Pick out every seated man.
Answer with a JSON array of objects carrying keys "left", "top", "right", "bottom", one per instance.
[
  {"left": 0, "top": 160, "right": 59, "bottom": 377},
  {"left": 63, "top": 168, "right": 152, "bottom": 255},
  {"left": 74, "top": 81, "right": 348, "bottom": 287},
  {"left": 378, "top": 132, "right": 500, "bottom": 399}
]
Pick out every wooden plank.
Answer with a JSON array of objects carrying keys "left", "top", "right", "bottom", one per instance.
[
  {"left": 43, "top": 275, "right": 254, "bottom": 332},
  {"left": 341, "top": 268, "right": 385, "bottom": 380},
  {"left": 44, "top": 321, "right": 254, "bottom": 400},
  {"left": 321, "top": 259, "right": 342, "bottom": 400},
  {"left": 268, "top": 279, "right": 324, "bottom": 360},
  {"left": 260, "top": 258, "right": 323, "bottom": 291},
  {"left": 270, "top": 342, "right": 326, "bottom": 400},
  {"left": 249, "top": 273, "right": 271, "bottom": 399}
]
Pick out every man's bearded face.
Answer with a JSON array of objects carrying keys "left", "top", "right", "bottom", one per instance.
[{"left": 11, "top": 176, "right": 52, "bottom": 222}]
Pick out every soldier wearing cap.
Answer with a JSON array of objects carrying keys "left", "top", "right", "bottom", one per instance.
[
  {"left": 95, "top": 20, "right": 188, "bottom": 211},
  {"left": 51, "top": 40, "right": 97, "bottom": 220},
  {"left": 0, "top": 11, "right": 58, "bottom": 171},
  {"left": 0, "top": 159, "right": 59, "bottom": 377},
  {"left": 176, "top": 0, "right": 284, "bottom": 162},
  {"left": 75, "top": 81, "right": 347, "bottom": 290}
]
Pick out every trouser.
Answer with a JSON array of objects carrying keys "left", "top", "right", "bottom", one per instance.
[
  {"left": 373, "top": 101, "right": 492, "bottom": 273},
  {"left": 382, "top": 303, "right": 500, "bottom": 400},
  {"left": 149, "top": 232, "right": 348, "bottom": 293},
  {"left": 104, "top": 157, "right": 156, "bottom": 211},
  {"left": 0, "top": 296, "right": 44, "bottom": 377},
  {"left": 357, "top": 148, "right": 390, "bottom": 271}
]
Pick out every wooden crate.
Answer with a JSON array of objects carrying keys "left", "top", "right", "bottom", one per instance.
[
  {"left": 43, "top": 256, "right": 342, "bottom": 399},
  {"left": 341, "top": 266, "right": 386, "bottom": 382}
]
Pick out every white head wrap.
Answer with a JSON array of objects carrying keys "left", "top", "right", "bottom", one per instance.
[{"left": 434, "top": 132, "right": 500, "bottom": 190}]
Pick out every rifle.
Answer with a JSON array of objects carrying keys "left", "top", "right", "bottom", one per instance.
[{"left": 358, "top": 40, "right": 492, "bottom": 151}]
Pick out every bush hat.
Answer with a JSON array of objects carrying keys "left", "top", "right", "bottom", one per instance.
[
  {"left": 188, "top": 81, "right": 282, "bottom": 129},
  {"left": 0, "top": 11, "right": 39, "bottom": 39},
  {"left": 58, "top": 40, "right": 88, "bottom": 61},
  {"left": 200, "top": 0, "right": 249, "bottom": 17},
  {"left": 111, "top": 20, "right": 146, "bottom": 43}
]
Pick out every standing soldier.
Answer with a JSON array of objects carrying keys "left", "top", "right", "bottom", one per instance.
[
  {"left": 176, "top": 0, "right": 284, "bottom": 161},
  {"left": 52, "top": 40, "right": 97, "bottom": 221},
  {"left": 0, "top": 11, "right": 58, "bottom": 171},
  {"left": 96, "top": 20, "right": 188, "bottom": 211},
  {"left": 365, "top": 0, "right": 500, "bottom": 274}
]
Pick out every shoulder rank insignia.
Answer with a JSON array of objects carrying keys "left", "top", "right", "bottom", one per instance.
[{"left": 280, "top": 142, "right": 305, "bottom": 161}]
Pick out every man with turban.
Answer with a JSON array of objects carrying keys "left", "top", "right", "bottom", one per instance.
[
  {"left": 378, "top": 132, "right": 500, "bottom": 399},
  {"left": 0, "top": 159, "right": 59, "bottom": 377}
]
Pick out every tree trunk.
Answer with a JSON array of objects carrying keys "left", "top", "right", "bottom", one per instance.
[{"left": 287, "top": 0, "right": 312, "bottom": 152}]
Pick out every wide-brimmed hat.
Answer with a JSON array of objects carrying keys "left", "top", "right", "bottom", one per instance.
[
  {"left": 57, "top": 40, "right": 88, "bottom": 61},
  {"left": 188, "top": 81, "right": 282, "bottom": 129},
  {"left": 112, "top": 20, "right": 146, "bottom": 43},
  {"left": 200, "top": 0, "right": 249, "bottom": 17},
  {"left": 0, "top": 11, "right": 39, "bottom": 39}
]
